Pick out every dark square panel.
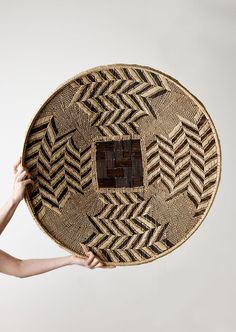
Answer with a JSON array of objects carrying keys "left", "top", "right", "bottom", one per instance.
[{"left": 96, "top": 139, "right": 143, "bottom": 188}]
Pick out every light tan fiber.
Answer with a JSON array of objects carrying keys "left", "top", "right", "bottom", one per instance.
[{"left": 21, "top": 64, "right": 221, "bottom": 266}]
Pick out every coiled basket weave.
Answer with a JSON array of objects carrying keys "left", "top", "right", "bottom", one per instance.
[{"left": 22, "top": 64, "right": 221, "bottom": 266}]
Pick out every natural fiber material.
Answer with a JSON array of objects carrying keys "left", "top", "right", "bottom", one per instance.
[{"left": 22, "top": 64, "right": 221, "bottom": 266}]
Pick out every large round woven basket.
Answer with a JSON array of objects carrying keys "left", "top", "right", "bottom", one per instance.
[{"left": 22, "top": 64, "right": 221, "bottom": 266}]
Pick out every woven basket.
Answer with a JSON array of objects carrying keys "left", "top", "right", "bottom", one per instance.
[{"left": 21, "top": 64, "right": 221, "bottom": 266}]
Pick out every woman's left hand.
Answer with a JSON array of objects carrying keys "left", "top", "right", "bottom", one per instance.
[{"left": 11, "top": 157, "right": 35, "bottom": 204}]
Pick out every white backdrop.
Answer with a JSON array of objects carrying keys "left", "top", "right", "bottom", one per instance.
[{"left": 0, "top": 1, "right": 235, "bottom": 331}]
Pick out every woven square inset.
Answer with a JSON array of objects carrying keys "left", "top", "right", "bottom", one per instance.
[{"left": 95, "top": 139, "right": 143, "bottom": 188}]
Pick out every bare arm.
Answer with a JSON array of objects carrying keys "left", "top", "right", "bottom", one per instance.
[
  {"left": 0, "top": 197, "right": 20, "bottom": 235},
  {"left": 0, "top": 249, "right": 73, "bottom": 278},
  {"left": 0, "top": 247, "right": 115, "bottom": 278}
]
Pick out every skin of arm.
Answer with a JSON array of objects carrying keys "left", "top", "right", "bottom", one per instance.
[
  {"left": 0, "top": 197, "right": 21, "bottom": 235},
  {"left": 0, "top": 248, "right": 113, "bottom": 278},
  {"left": 0, "top": 157, "right": 116, "bottom": 278}
]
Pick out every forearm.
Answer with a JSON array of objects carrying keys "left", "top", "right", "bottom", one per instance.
[
  {"left": 17, "top": 255, "right": 74, "bottom": 278},
  {"left": 0, "top": 196, "right": 19, "bottom": 235}
]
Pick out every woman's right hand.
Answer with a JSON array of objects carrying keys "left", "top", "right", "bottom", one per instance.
[{"left": 70, "top": 249, "right": 116, "bottom": 269}]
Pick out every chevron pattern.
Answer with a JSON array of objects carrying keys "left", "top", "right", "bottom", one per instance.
[
  {"left": 22, "top": 64, "right": 221, "bottom": 266},
  {"left": 146, "top": 140, "right": 161, "bottom": 185},
  {"left": 146, "top": 111, "right": 219, "bottom": 217},
  {"left": 69, "top": 67, "right": 169, "bottom": 136},
  {"left": 24, "top": 115, "right": 92, "bottom": 219},
  {"left": 81, "top": 192, "right": 173, "bottom": 263}
]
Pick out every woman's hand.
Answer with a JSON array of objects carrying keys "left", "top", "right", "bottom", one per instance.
[
  {"left": 70, "top": 245, "right": 116, "bottom": 269},
  {"left": 11, "top": 157, "right": 34, "bottom": 204}
]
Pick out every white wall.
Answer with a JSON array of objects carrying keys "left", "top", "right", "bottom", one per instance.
[{"left": 0, "top": 0, "right": 235, "bottom": 331}]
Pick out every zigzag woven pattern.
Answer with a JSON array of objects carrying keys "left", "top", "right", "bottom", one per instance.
[
  {"left": 146, "top": 111, "right": 218, "bottom": 217},
  {"left": 82, "top": 192, "right": 173, "bottom": 263},
  {"left": 69, "top": 67, "right": 169, "bottom": 137},
  {"left": 24, "top": 115, "right": 92, "bottom": 219},
  {"left": 22, "top": 64, "right": 221, "bottom": 266}
]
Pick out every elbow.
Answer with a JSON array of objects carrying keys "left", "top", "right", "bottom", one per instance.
[
  {"left": 15, "top": 271, "right": 29, "bottom": 279},
  {"left": 14, "top": 260, "right": 28, "bottom": 279},
  {"left": 15, "top": 273, "right": 27, "bottom": 279},
  {"left": 14, "top": 271, "right": 26, "bottom": 279}
]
